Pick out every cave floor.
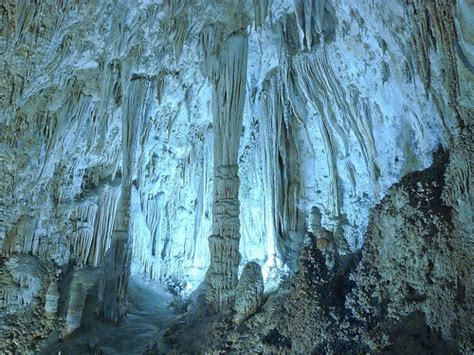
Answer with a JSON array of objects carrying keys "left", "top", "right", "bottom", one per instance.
[{"left": 40, "top": 276, "right": 176, "bottom": 354}]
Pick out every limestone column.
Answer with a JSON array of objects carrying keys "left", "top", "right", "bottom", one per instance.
[
  {"left": 204, "top": 31, "right": 249, "bottom": 312},
  {"left": 97, "top": 75, "right": 153, "bottom": 325}
]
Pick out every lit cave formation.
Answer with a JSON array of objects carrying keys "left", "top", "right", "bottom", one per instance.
[{"left": 0, "top": 0, "right": 472, "bottom": 354}]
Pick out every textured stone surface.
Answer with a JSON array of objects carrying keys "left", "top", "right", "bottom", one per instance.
[
  {"left": 166, "top": 147, "right": 470, "bottom": 353},
  {"left": 233, "top": 261, "right": 264, "bottom": 324},
  {"left": 204, "top": 23, "right": 249, "bottom": 311},
  {"left": 0, "top": 0, "right": 472, "bottom": 352},
  {"left": 0, "top": 0, "right": 458, "bottom": 291},
  {"left": 0, "top": 255, "right": 56, "bottom": 353},
  {"left": 345, "top": 148, "right": 472, "bottom": 353},
  {"left": 44, "top": 281, "right": 59, "bottom": 315}
]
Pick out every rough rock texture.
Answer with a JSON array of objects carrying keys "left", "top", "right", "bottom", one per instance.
[
  {"left": 233, "top": 261, "right": 264, "bottom": 324},
  {"left": 0, "top": 0, "right": 472, "bottom": 352},
  {"left": 1, "top": 0, "right": 460, "bottom": 292},
  {"left": 165, "top": 232, "right": 357, "bottom": 354},
  {"left": 345, "top": 147, "right": 472, "bottom": 353},
  {"left": 0, "top": 255, "right": 57, "bottom": 353},
  {"left": 166, "top": 146, "right": 470, "bottom": 353}
]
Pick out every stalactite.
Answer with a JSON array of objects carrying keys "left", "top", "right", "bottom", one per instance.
[
  {"left": 293, "top": 0, "right": 336, "bottom": 50},
  {"left": 287, "top": 48, "right": 383, "bottom": 249},
  {"left": 409, "top": 0, "right": 462, "bottom": 120},
  {"left": 253, "top": 0, "right": 269, "bottom": 29},
  {"left": 72, "top": 202, "right": 98, "bottom": 265},
  {"left": 132, "top": 117, "right": 214, "bottom": 287},
  {"left": 134, "top": 193, "right": 163, "bottom": 280},
  {"left": 162, "top": 0, "right": 191, "bottom": 61},
  {"left": 87, "top": 185, "right": 121, "bottom": 266},
  {"left": 2, "top": 215, "right": 37, "bottom": 255},
  {"left": 259, "top": 69, "right": 303, "bottom": 265},
  {"left": 204, "top": 30, "right": 249, "bottom": 312},
  {"left": 294, "top": 0, "right": 319, "bottom": 50},
  {"left": 289, "top": 54, "right": 344, "bottom": 218}
]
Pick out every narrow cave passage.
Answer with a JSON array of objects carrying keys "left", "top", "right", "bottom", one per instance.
[{"left": 41, "top": 276, "right": 175, "bottom": 354}]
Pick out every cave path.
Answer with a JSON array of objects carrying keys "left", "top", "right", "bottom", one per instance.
[{"left": 41, "top": 275, "right": 176, "bottom": 354}]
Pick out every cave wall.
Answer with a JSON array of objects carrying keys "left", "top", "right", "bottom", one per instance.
[
  {"left": 0, "top": 0, "right": 457, "bottom": 291},
  {"left": 179, "top": 147, "right": 471, "bottom": 353},
  {"left": 0, "top": 0, "right": 472, "bottom": 352}
]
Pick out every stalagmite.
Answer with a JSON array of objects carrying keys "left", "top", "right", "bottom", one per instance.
[
  {"left": 63, "top": 281, "right": 86, "bottom": 337},
  {"left": 233, "top": 261, "right": 264, "bottom": 324},
  {"left": 44, "top": 281, "right": 59, "bottom": 315},
  {"left": 203, "top": 31, "right": 249, "bottom": 312},
  {"left": 308, "top": 206, "right": 337, "bottom": 270}
]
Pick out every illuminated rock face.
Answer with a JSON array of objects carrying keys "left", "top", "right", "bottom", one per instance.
[
  {"left": 0, "top": 0, "right": 456, "bottom": 292},
  {"left": 0, "top": 0, "right": 472, "bottom": 352}
]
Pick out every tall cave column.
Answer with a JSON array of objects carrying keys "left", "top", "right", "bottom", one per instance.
[
  {"left": 97, "top": 76, "right": 152, "bottom": 325},
  {"left": 204, "top": 32, "right": 249, "bottom": 312}
]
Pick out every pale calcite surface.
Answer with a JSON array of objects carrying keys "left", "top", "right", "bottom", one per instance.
[{"left": 0, "top": 0, "right": 472, "bottom": 353}]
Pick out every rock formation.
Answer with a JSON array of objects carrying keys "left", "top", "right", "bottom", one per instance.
[
  {"left": 233, "top": 261, "right": 264, "bottom": 324},
  {"left": 203, "top": 22, "right": 249, "bottom": 312},
  {"left": 0, "top": 0, "right": 471, "bottom": 353},
  {"left": 44, "top": 281, "right": 59, "bottom": 315},
  {"left": 97, "top": 77, "right": 154, "bottom": 325},
  {"left": 166, "top": 147, "right": 470, "bottom": 354},
  {"left": 346, "top": 148, "right": 473, "bottom": 353}
]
